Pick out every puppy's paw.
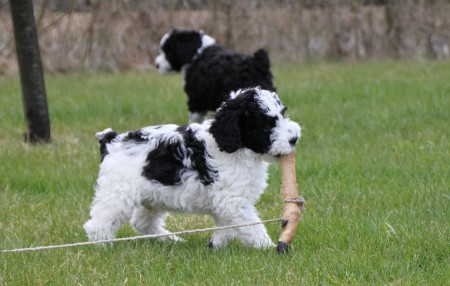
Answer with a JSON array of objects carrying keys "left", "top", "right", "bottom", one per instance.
[
  {"left": 256, "top": 240, "right": 276, "bottom": 249},
  {"left": 83, "top": 220, "right": 115, "bottom": 243},
  {"left": 208, "top": 236, "right": 228, "bottom": 249},
  {"left": 161, "top": 234, "right": 185, "bottom": 243}
]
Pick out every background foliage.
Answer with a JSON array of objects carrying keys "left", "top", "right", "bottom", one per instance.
[{"left": 1, "top": 0, "right": 450, "bottom": 74}]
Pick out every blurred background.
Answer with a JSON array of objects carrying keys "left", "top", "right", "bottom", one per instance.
[{"left": 1, "top": 0, "right": 449, "bottom": 74}]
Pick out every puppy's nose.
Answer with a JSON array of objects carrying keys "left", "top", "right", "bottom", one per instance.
[
  {"left": 289, "top": 136, "right": 299, "bottom": 146},
  {"left": 156, "top": 63, "right": 160, "bottom": 69}
]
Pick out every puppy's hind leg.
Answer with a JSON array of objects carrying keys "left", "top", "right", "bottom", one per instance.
[
  {"left": 84, "top": 192, "right": 134, "bottom": 243},
  {"left": 131, "top": 205, "right": 184, "bottom": 242}
]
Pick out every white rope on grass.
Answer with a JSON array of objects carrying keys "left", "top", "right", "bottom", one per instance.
[{"left": 1, "top": 218, "right": 282, "bottom": 253}]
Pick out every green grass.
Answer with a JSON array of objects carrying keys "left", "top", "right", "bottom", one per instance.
[{"left": 1, "top": 61, "right": 449, "bottom": 285}]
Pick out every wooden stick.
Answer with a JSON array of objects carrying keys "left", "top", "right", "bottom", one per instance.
[{"left": 277, "top": 152, "right": 304, "bottom": 254}]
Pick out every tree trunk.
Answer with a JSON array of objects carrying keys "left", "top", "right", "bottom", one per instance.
[{"left": 10, "top": 0, "right": 51, "bottom": 143}]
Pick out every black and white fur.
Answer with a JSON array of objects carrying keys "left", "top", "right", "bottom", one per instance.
[
  {"left": 84, "top": 87, "right": 300, "bottom": 249},
  {"left": 155, "top": 29, "right": 276, "bottom": 123}
]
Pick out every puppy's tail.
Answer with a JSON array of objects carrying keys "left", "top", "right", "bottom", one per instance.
[
  {"left": 96, "top": 128, "right": 118, "bottom": 162},
  {"left": 253, "top": 49, "right": 276, "bottom": 91},
  {"left": 253, "top": 49, "right": 271, "bottom": 70}
]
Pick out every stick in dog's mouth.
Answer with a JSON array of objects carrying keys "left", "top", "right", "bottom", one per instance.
[{"left": 277, "top": 152, "right": 305, "bottom": 254}]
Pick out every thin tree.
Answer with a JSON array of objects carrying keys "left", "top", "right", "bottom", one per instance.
[{"left": 10, "top": 0, "right": 51, "bottom": 143}]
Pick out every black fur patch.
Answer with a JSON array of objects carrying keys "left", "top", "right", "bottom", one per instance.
[
  {"left": 177, "top": 126, "right": 217, "bottom": 185},
  {"left": 98, "top": 131, "right": 118, "bottom": 162},
  {"left": 123, "top": 130, "right": 147, "bottom": 142},
  {"left": 142, "top": 140, "right": 185, "bottom": 186},
  {"left": 142, "top": 126, "right": 216, "bottom": 186}
]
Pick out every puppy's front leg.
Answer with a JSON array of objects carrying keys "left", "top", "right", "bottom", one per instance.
[
  {"left": 237, "top": 223, "right": 275, "bottom": 249},
  {"left": 233, "top": 204, "right": 275, "bottom": 248},
  {"left": 210, "top": 203, "right": 275, "bottom": 249},
  {"left": 209, "top": 224, "right": 238, "bottom": 249}
]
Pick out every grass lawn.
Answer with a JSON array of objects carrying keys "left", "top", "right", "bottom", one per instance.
[{"left": 0, "top": 61, "right": 449, "bottom": 285}]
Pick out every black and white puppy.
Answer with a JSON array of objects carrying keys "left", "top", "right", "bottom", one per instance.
[
  {"left": 84, "top": 87, "right": 301, "bottom": 249},
  {"left": 155, "top": 29, "right": 276, "bottom": 123}
]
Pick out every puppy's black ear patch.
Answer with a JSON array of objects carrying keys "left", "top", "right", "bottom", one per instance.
[
  {"left": 210, "top": 90, "right": 257, "bottom": 153},
  {"left": 209, "top": 100, "right": 244, "bottom": 153}
]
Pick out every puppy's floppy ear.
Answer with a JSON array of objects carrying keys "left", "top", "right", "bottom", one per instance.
[{"left": 210, "top": 100, "right": 244, "bottom": 153}]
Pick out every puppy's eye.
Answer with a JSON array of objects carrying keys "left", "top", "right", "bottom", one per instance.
[{"left": 281, "top": 107, "right": 287, "bottom": 116}]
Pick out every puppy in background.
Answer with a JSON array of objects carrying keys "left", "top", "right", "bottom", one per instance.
[{"left": 155, "top": 29, "right": 276, "bottom": 123}]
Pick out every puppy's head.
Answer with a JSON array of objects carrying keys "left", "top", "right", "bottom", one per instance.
[
  {"left": 210, "top": 87, "right": 301, "bottom": 157},
  {"left": 155, "top": 29, "right": 215, "bottom": 73}
]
